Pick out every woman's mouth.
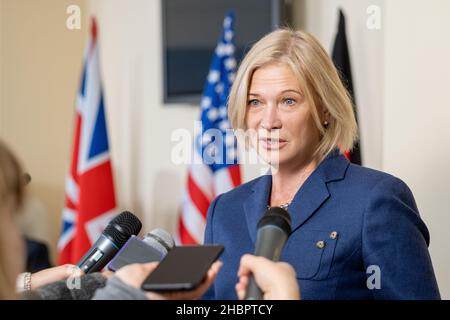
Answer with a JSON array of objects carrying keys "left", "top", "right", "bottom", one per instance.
[{"left": 259, "top": 137, "right": 288, "bottom": 150}]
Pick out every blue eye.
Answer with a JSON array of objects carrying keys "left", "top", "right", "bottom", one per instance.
[
  {"left": 283, "top": 98, "right": 296, "bottom": 106},
  {"left": 248, "top": 99, "right": 261, "bottom": 107}
]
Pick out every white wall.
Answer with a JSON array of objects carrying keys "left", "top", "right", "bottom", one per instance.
[{"left": 383, "top": 0, "right": 450, "bottom": 299}]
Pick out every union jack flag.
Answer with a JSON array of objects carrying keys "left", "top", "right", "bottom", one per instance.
[
  {"left": 177, "top": 12, "right": 242, "bottom": 244},
  {"left": 58, "top": 17, "right": 117, "bottom": 264}
]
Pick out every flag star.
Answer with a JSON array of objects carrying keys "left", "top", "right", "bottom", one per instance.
[
  {"left": 201, "top": 97, "right": 212, "bottom": 109},
  {"left": 225, "top": 58, "right": 236, "bottom": 70},
  {"left": 224, "top": 30, "right": 234, "bottom": 41},
  {"left": 215, "top": 43, "right": 225, "bottom": 56},
  {"left": 215, "top": 82, "right": 224, "bottom": 94},
  {"left": 225, "top": 44, "right": 235, "bottom": 55},
  {"left": 216, "top": 43, "right": 235, "bottom": 57},
  {"left": 224, "top": 16, "right": 232, "bottom": 29},
  {"left": 207, "top": 108, "right": 219, "bottom": 122},
  {"left": 219, "top": 106, "right": 228, "bottom": 118},
  {"left": 228, "top": 73, "right": 236, "bottom": 83},
  {"left": 219, "top": 119, "right": 231, "bottom": 131},
  {"left": 202, "top": 133, "right": 212, "bottom": 145},
  {"left": 208, "top": 70, "right": 220, "bottom": 83}
]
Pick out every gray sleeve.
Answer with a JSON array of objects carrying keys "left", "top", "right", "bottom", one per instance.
[{"left": 92, "top": 276, "right": 149, "bottom": 300}]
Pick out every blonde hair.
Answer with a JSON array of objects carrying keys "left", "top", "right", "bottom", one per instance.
[
  {"left": 0, "top": 141, "right": 25, "bottom": 299},
  {"left": 228, "top": 29, "right": 358, "bottom": 158}
]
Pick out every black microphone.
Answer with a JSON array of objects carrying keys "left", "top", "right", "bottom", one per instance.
[
  {"left": 107, "top": 228, "right": 175, "bottom": 271},
  {"left": 245, "top": 207, "right": 292, "bottom": 300},
  {"left": 20, "top": 273, "right": 107, "bottom": 300},
  {"left": 77, "top": 211, "right": 142, "bottom": 273}
]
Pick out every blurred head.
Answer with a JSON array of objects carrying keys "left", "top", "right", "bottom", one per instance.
[
  {"left": 0, "top": 141, "right": 26, "bottom": 299},
  {"left": 228, "top": 29, "right": 357, "bottom": 167}
]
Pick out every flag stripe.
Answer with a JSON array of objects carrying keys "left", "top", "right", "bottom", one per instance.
[
  {"left": 214, "top": 168, "right": 234, "bottom": 197},
  {"left": 187, "top": 173, "right": 211, "bottom": 219},
  {"left": 65, "top": 176, "right": 79, "bottom": 205},
  {"left": 177, "top": 12, "right": 241, "bottom": 245},
  {"left": 190, "top": 152, "right": 214, "bottom": 199},
  {"left": 228, "top": 165, "right": 242, "bottom": 187},
  {"left": 58, "top": 17, "right": 117, "bottom": 265},
  {"left": 178, "top": 215, "right": 198, "bottom": 245},
  {"left": 181, "top": 192, "right": 206, "bottom": 244}
]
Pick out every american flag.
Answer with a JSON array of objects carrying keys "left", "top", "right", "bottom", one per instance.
[
  {"left": 177, "top": 12, "right": 242, "bottom": 244},
  {"left": 58, "top": 18, "right": 117, "bottom": 264}
]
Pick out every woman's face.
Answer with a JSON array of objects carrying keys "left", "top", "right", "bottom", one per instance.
[{"left": 245, "top": 63, "right": 321, "bottom": 169}]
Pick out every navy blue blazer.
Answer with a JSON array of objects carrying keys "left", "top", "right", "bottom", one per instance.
[{"left": 203, "top": 151, "right": 440, "bottom": 300}]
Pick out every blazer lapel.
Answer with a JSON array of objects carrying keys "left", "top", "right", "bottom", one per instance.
[
  {"left": 243, "top": 150, "right": 350, "bottom": 243},
  {"left": 287, "top": 174, "right": 330, "bottom": 233},
  {"left": 288, "top": 151, "right": 350, "bottom": 232},
  {"left": 244, "top": 174, "right": 272, "bottom": 244}
]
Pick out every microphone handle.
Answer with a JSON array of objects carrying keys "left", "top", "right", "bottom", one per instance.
[
  {"left": 246, "top": 276, "right": 263, "bottom": 300},
  {"left": 77, "top": 234, "right": 119, "bottom": 273},
  {"left": 245, "top": 226, "right": 288, "bottom": 300}
]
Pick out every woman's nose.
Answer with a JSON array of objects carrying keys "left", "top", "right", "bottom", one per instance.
[{"left": 260, "top": 104, "right": 282, "bottom": 130}]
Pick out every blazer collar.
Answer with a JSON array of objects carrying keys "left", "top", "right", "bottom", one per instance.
[{"left": 244, "top": 149, "right": 350, "bottom": 243}]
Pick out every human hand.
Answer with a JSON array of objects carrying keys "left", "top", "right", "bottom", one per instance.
[
  {"left": 101, "top": 269, "right": 115, "bottom": 279},
  {"left": 114, "top": 262, "right": 159, "bottom": 288},
  {"left": 146, "top": 260, "right": 223, "bottom": 300},
  {"left": 30, "top": 264, "right": 83, "bottom": 290},
  {"left": 235, "top": 254, "right": 300, "bottom": 300},
  {"left": 113, "top": 261, "right": 222, "bottom": 300}
]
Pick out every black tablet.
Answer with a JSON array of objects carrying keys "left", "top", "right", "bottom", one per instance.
[{"left": 141, "top": 245, "right": 224, "bottom": 291}]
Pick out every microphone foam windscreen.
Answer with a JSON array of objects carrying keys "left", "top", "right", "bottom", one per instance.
[
  {"left": 143, "top": 229, "right": 175, "bottom": 255},
  {"left": 103, "top": 211, "right": 142, "bottom": 247}
]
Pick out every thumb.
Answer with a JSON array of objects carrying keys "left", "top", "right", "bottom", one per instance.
[{"left": 142, "top": 262, "right": 159, "bottom": 274}]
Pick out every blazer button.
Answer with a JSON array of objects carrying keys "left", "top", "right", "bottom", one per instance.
[
  {"left": 316, "top": 240, "right": 326, "bottom": 249},
  {"left": 329, "top": 231, "right": 338, "bottom": 240}
]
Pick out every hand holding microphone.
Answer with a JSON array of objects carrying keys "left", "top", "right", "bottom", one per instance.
[
  {"left": 244, "top": 207, "right": 293, "bottom": 300},
  {"left": 236, "top": 254, "right": 300, "bottom": 300},
  {"left": 24, "top": 209, "right": 219, "bottom": 300},
  {"left": 95, "top": 260, "right": 223, "bottom": 300},
  {"left": 28, "top": 264, "right": 82, "bottom": 290},
  {"left": 27, "top": 225, "right": 176, "bottom": 300}
]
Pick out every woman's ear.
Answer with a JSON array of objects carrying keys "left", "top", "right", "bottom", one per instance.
[
  {"left": 322, "top": 108, "right": 330, "bottom": 120},
  {"left": 320, "top": 107, "right": 330, "bottom": 124},
  {"left": 319, "top": 108, "right": 330, "bottom": 130}
]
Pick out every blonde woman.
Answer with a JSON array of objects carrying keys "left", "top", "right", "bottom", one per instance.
[{"left": 203, "top": 29, "right": 440, "bottom": 300}]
